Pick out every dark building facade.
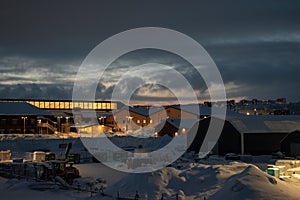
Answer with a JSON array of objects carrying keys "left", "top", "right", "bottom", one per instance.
[
  {"left": 188, "top": 115, "right": 300, "bottom": 156},
  {"left": 280, "top": 131, "right": 300, "bottom": 157},
  {"left": 244, "top": 132, "right": 288, "bottom": 155},
  {"left": 0, "top": 102, "right": 51, "bottom": 134},
  {"left": 188, "top": 117, "right": 241, "bottom": 155}
]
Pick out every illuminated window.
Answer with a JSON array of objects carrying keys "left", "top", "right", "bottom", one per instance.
[
  {"left": 55, "top": 102, "right": 59, "bottom": 108},
  {"left": 69, "top": 102, "right": 73, "bottom": 109},
  {"left": 84, "top": 102, "right": 89, "bottom": 109},
  {"left": 27, "top": 101, "right": 34, "bottom": 106},
  {"left": 150, "top": 120, "right": 152, "bottom": 124},
  {"left": 102, "top": 103, "right": 107, "bottom": 109},
  {"left": 88, "top": 103, "right": 93, "bottom": 109},
  {"left": 74, "top": 102, "right": 80, "bottom": 108},
  {"left": 107, "top": 103, "right": 111, "bottom": 109},
  {"left": 50, "top": 102, "right": 55, "bottom": 109},
  {"left": 45, "top": 102, "right": 50, "bottom": 109},
  {"left": 74, "top": 102, "right": 83, "bottom": 109},
  {"left": 94, "top": 103, "right": 98, "bottom": 109},
  {"left": 137, "top": 120, "right": 140, "bottom": 124},
  {"left": 79, "top": 102, "right": 84, "bottom": 109},
  {"left": 143, "top": 120, "right": 146, "bottom": 124},
  {"left": 111, "top": 103, "right": 117, "bottom": 109},
  {"left": 34, "top": 101, "right": 40, "bottom": 107},
  {"left": 39, "top": 102, "right": 45, "bottom": 108},
  {"left": 60, "top": 102, "right": 65, "bottom": 109},
  {"left": 65, "top": 102, "right": 70, "bottom": 109}
]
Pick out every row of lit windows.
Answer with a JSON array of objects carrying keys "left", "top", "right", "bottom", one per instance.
[
  {"left": 26, "top": 101, "right": 117, "bottom": 110},
  {"left": 136, "top": 119, "right": 152, "bottom": 124}
]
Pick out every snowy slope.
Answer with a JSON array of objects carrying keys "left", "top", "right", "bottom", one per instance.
[{"left": 94, "top": 162, "right": 300, "bottom": 200}]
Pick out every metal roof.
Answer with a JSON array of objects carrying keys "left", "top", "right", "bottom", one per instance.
[
  {"left": 0, "top": 102, "right": 51, "bottom": 115},
  {"left": 167, "top": 118, "right": 199, "bottom": 129},
  {"left": 227, "top": 115, "right": 300, "bottom": 133},
  {"left": 112, "top": 106, "right": 163, "bottom": 117},
  {"left": 172, "top": 104, "right": 243, "bottom": 117}
]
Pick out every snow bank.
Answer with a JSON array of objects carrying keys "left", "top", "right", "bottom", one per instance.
[
  {"left": 94, "top": 162, "right": 300, "bottom": 200},
  {"left": 211, "top": 165, "right": 299, "bottom": 200}
]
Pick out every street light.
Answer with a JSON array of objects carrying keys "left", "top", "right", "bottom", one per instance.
[
  {"left": 98, "top": 116, "right": 104, "bottom": 125},
  {"left": 126, "top": 116, "right": 133, "bottom": 132},
  {"left": 21, "top": 117, "right": 27, "bottom": 135},
  {"left": 65, "top": 116, "right": 70, "bottom": 133},
  {"left": 57, "top": 116, "right": 62, "bottom": 132},
  {"left": 65, "top": 116, "right": 70, "bottom": 125}
]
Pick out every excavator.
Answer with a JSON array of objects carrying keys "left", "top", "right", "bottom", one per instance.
[{"left": 43, "top": 143, "right": 80, "bottom": 185}]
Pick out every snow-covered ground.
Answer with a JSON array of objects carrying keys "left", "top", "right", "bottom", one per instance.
[{"left": 1, "top": 136, "right": 300, "bottom": 199}]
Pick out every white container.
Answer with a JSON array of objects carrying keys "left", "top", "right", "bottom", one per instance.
[
  {"left": 276, "top": 165, "right": 286, "bottom": 176},
  {"left": 33, "top": 151, "right": 46, "bottom": 162},
  {"left": 0, "top": 150, "right": 11, "bottom": 161},
  {"left": 267, "top": 168, "right": 280, "bottom": 178}
]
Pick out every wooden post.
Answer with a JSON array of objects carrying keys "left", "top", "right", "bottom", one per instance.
[
  {"left": 90, "top": 185, "right": 92, "bottom": 197},
  {"left": 77, "top": 183, "right": 80, "bottom": 193}
]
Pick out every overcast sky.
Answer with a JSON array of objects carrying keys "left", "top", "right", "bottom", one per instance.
[{"left": 1, "top": 0, "right": 300, "bottom": 104}]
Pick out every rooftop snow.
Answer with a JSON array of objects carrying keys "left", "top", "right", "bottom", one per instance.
[
  {"left": 227, "top": 115, "right": 300, "bottom": 133},
  {"left": 0, "top": 102, "right": 51, "bottom": 116}
]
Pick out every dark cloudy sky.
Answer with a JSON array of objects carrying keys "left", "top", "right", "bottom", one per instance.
[{"left": 1, "top": 0, "right": 300, "bottom": 103}]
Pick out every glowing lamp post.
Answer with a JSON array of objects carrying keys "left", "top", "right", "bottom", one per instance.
[
  {"left": 57, "top": 116, "right": 62, "bottom": 132},
  {"left": 21, "top": 116, "right": 27, "bottom": 135},
  {"left": 126, "top": 116, "right": 133, "bottom": 132}
]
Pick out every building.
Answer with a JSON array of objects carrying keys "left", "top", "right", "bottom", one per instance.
[
  {"left": 155, "top": 118, "right": 198, "bottom": 137},
  {"left": 106, "top": 106, "right": 165, "bottom": 132},
  {"left": 0, "top": 99, "right": 119, "bottom": 111},
  {"left": 0, "top": 102, "right": 52, "bottom": 134},
  {"left": 235, "top": 98, "right": 290, "bottom": 115},
  {"left": 188, "top": 117, "right": 241, "bottom": 155},
  {"left": 280, "top": 131, "right": 300, "bottom": 157},
  {"left": 165, "top": 105, "right": 199, "bottom": 119},
  {"left": 188, "top": 114, "right": 300, "bottom": 156},
  {"left": 0, "top": 99, "right": 121, "bottom": 134},
  {"left": 230, "top": 115, "right": 300, "bottom": 155}
]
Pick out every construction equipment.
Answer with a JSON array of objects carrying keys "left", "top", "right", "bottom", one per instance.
[
  {"left": 44, "top": 142, "right": 80, "bottom": 184},
  {"left": 43, "top": 160, "right": 80, "bottom": 185},
  {"left": 0, "top": 143, "right": 80, "bottom": 185}
]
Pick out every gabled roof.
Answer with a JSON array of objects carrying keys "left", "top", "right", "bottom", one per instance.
[
  {"left": 112, "top": 106, "right": 163, "bottom": 117},
  {"left": 166, "top": 118, "right": 199, "bottom": 129},
  {"left": 171, "top": 104, "right": 200, "bottom": 115},
  {"left": 129, "top": 107, "right": 149, "bottom": 116},
  {"left": 227, "top": 115, "right": 300, "bottom": 134},
  {"left": 0, "top": 102, "right": 51, "bottom": 116},
  {"left": 171, "top": 104, "right": 242, "bottom": 117}
]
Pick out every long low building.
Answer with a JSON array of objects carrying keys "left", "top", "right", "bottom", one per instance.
[
  {"left": 0, "top": 99, "right": 120, "bottom": 111},
  {"left": 0, "top": 102, "right": 52, "bottom": 134},
  {"left": 188, "top": 115, "right": 300, "bottom": 156}
]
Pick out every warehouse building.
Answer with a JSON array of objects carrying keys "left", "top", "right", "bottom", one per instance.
[{"left": 188, "top": 114, "right": 300, "bottom": 156}]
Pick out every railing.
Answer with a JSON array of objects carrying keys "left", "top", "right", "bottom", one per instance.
[
  {"left": 38, "top": 122, "right": 57, "bottom": 133},
  {"left": 37, "top": 117, "right": 58, "bottom": 134}
]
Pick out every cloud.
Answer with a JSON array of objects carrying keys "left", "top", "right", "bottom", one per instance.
[
  {"left": 1, "top": 1, "right": 300, "bottom": 102},
  {"left": 0, "top": 56, "right": 79, "bottom": 85},
  {"left": 0, "top": 83, "right": 72, "bottom": 100}
]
